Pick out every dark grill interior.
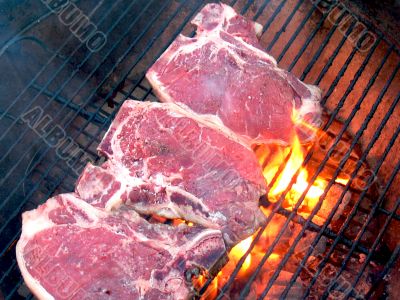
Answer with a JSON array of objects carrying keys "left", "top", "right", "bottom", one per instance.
[{"left": 0, "top": 0, "right": 399, "bottom": 299}]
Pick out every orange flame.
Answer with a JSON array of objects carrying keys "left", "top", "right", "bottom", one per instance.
[
  {"left": 230, "top": 235, "right": 253, "bottom": 272},
  {"left": 197, "top": 130, "right": 343, "bottom": 298},
  {"left": 264, "top": 135, "right": 304, "bottom": 197},
  {"left": 260, "top": 135, "right": 327, "bottom": 213}
]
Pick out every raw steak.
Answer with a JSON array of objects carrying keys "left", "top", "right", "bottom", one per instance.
[
  {"left": 146, "top": 3, "right": 322, "bottom": 146},
  {"left": 16, "top": 193, "right": 227, "bottom": 300},
  {"left": 76, "top": 100, "right": 266, "bottom": 245}
]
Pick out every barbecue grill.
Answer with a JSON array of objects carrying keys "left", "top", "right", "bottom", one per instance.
[{"left": 0, "top": 0, "right": 399, "bottom": 299}]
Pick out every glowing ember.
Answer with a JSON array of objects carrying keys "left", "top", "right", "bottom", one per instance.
[
  {"left": 196, "top": 130, "right": 343, "bottom": 298},
  {"left": 335, "top": 177, "right": 350, "bottom": 185}
]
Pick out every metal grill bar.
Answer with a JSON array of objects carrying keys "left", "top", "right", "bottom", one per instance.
[
  {"left": 319, "top": 151, "right": 400, "bottom": 298},
  {"left": 0, "top": 3, "right": 190, "bottom": 256},
  {"left": 0, "top": 0, "right": 149, "bottom": 175},
  {"left": 0, "top": 0, "right": 107, "bottom": 138},
  {"left": 281, "top": 89, "right": 400, "bottom": 297},
  {"left": 5, "top": 278, "right": 23, "bottom": 300},
  {"left": 265, "top": 20, "right": 382, "bottom": 197},
  {"left": 300, "top": 13, "right": 356, "bottom": 81},
  {"left": 279, "top": 50, "right": 399, "bottom": 286},
  {"left": 379, "top": 207, "right": 400, "bottom": 221},
  {"left": 0, "top": 0, "right": 164, "bottom": 235},
  {"left": 260, "top": 0, "right": 287, "bottom": 35},
  {"left": 342, "top": 205, "right": 400, "bottom": 299},
  {"left": 0, "top": 1, "right": 204, "bottom": 295},
  {"left": 0, "top": 9, "right": 53, "bottom": 55},
  {"left": 276, "top": 207, "right": 370, "bottom": 254},
  {"left": 217, "top": 7, "right": 387, "bottom": 298},
  {"left": 238, "top": 44, "right": 396, "bottom": 299},
  {"left": 252, "top": 0, "right": 271, "bottom": 20},
  {"left": 266, "top": 0, "right": 306, "bottom": 52},
  {"left": 31, "top": 83, "right": 107, "bottom": 125},
  {"left": 277, "top": 4, "right": 319, "bottom": 64},
  {"left": 323, "top": 38, "right": 382, "bottom": 111},
  {"left": 313, "top": 19, "right": 358, "bottom": 85},
  {"left": 283, "top": 101, "right": 400, "bottom": 298},
  {"left": 1, "top": 1, "right": 399, "bottom": 299},
  {"left": 363, "top": 244, "right": 400, "bottom": 299},
  {"left": 240, "top": 0, "right": 257, "bottom": 13}
]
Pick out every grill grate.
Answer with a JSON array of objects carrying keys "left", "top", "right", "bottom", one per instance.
[{"left": 0, "top": 0, "right": 399, "bottom": 299}]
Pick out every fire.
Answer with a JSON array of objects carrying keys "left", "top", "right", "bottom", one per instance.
[
  {"left": 171, "top": 219, "right": 194, "bottom": 226},
  {"left": 230, "top": 236, "right": 252, "bottom": 272},
  {"left": 292, "top": 169, "right": 325, "bottom": 209},
  {"left": 196, "top": 228, "right": 283, "bottom": 299},
  {"left": 261, "top": 135, "right": 327, "bottom": 213},
  {"left": 264, "top": 135, "right": 304, "bottom": 197},
  {"left": 335, "top": 177, "right": 349, "bottom": 185},
  {"left": 197, "top": 131, "right": 347, "bottom": 298}
]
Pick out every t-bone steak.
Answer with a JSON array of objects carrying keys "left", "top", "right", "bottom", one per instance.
[
  {"left": 75, "top": 100, "right": 266, "bottom": 246},
  {"left": 16, "top": 193, "right": 227, "bottom": 300},
  {"left": 146, "top": 3, "right": 322, "bottom": 146}
]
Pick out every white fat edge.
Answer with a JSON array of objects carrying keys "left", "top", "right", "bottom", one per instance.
[
  {"left": 18, "top": 199, "right": 59, "bottom": 242},
  {"left": 183, "top": 226, "right": 225, "bottom": 253},
  {"left": 304, "top": 83, "right": 323, "bottom": 104},
  {"left": 159, "top": 33, "right": 248, "bottom": 69},
  {"left": 15, "top": 242, "right": 55, "bottom": 300},
  {"left": 273, "top": 67, "right": 322, "bottom": 108},
  {"left": 124, "top": 99, "right": 163, "bottom": 112},
  {"left": 255, "top": 57, "right": 322, "bottom": 136},
  {"left": 208, "top": 211, "right": 228, "bottom": 223},
  {"left": 218, "top": 3, "right": 237, "bottom": 20},
  {"left": 17, "top": 194, "right": 106, "bottom": 243},
  {"left": 292, "top": 84, "right": 323, "bottom": 127},
  {"left": 218, "top": 3, "right": 262, "bottom": 38},
  {"left": 16, "top": 199, "right": 58, "bottom": 300},
  {"left": 254, "top": 22, "right": 263, "bottom": 37},
  {"left": 198, "top": 3, "right": 262, "bottom": 46},
  {"left": 165, "top": 186, "right": 210, "bottom": 213},
  {"left": 64, "top": 193, "right": 106, "bottom": 223},
  {"left": 192, "top": 3, "right": 236, "bottom": 36},
  {"left": 152, "top": 172, "right": 183, "bottom": 186},
  {"left": 104, "top": 100, "right": 147, "bottom": 163},
  {"left": 105, "top": 160, "right": 147, "bottom": 211},
  {"left": 161, "top": 101, "right": 252, "bottom": 150},
  {"left": 104, "top": 162, "right": 147, "bottom": 211},
  {"left": 145, "top": 70, "right": 171, "bottom": 104},
  {"left": 109, "top": 110, "right": 133, "bottom": 163},
  {"left": 15, "top": 194, "right": 101, "bottom": 300},
  {"left": 251, "top": 134, "right": 296, "bottom": 146},
  {"left": 164, "top": 187, "right": 218, "bottom": 230},
  {"left": 222, "top": 31, "right": 278, "bottom": 66}
]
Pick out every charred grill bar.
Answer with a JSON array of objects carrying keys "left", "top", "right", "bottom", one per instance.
[{"left": 0, "top": 0, "right": 399, "bottom": 299}]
